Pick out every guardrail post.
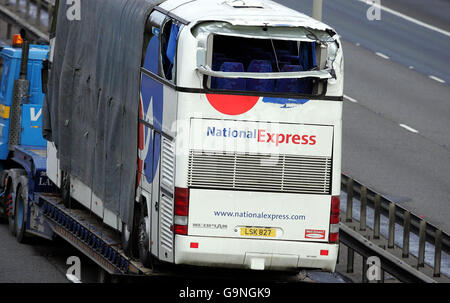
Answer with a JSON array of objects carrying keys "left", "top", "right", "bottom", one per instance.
[
  {"left": 373, "top": 194, "right": 381, "bottom": 239},
  {"left": 402, "top": 211, "right": 410, "bottom": 258},
  {"left": 434, "top": 230, "right": 442, "bottom": 277},
  {"left": 36, "top": 0, "right": 42, "bottom": 26},
  {"left": 417, "top": 220, "right": 426, "bottom": 268},
  {"left": 347, "top": 247, "right": 354, "bottom": 273},
  {"left": 360, "top": 186, "right": 367, "bottom": 231},
  {"left": 388, "top": 203, "right": 395, "bottom": 249},
  {"left": 6, "top": 23, "right": 12, "bottom": 39},
  {"left": 346, "top": 178, "right": 353, "bottom": 222},
  {"left": 26, "top": 0, "right": 30, "bottom": 19},
  {"left": 48, "top": 4, "right": 53, "bottom": 31},
  {"left": 362, "top": 256, "right": 368, "bottom": 283},
  {"left": 312, "top": 0, "right": 323, "bottom": 21}
]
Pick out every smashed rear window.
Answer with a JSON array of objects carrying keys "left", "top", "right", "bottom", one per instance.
[
  {"left": 194, "top": 22, "right": 339, "bottom": 97},
  {"left": 210, "top": 35, "right": 318, "bottom": 94}
]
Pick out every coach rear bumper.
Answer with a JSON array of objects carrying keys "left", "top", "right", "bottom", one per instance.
[{"left": 174, "top": 235, "right": 338, "bottom": 272}]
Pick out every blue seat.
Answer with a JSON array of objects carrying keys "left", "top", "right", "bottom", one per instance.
[
  {"left": 276, "top": 50, "right": 290, "bottom": 57},
  {"left": 253, "top": 51, "right": 274, "bottom": 62},
  {"left": 276, "top": 61, "right": 290, "bottom": 71},
  {"left": 212, "top": 56, "right": 234, "bottom": 71},
  {"left": 211, "top": 57, "right": 234, "bottom": 88},
  {"left": 215, "top": 62, "right": 246, "bottom": 90},
  {"left": 246, "top": 60, "right": 274, "bottom": 92},
  {"left": 280, "top": 54, "right": 300, "bottom": 65},
  {"left": 275, "top": 65, "right": 303, "bottom": 93}
]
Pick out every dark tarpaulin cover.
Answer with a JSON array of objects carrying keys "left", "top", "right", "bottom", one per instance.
[{"left": 43, "top": 0, "right": 165, "bottom": 226}]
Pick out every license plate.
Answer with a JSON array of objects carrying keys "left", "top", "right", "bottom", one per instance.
[{"left": 240, "top": 227, "right": 276, "bottom": 237}]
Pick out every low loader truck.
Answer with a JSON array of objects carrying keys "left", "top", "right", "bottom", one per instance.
[{"left": 0, "top": 34, "right": 152, "bottom": 280}]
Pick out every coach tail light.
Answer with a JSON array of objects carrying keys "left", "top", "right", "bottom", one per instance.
[
  {"left": 329, "top": 195, "right": 340, "bottom": 243},
  {"left": 174, "top": 187, "right": 189, "bottom": 235}
]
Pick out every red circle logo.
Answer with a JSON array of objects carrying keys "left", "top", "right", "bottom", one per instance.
[{"left": 206, "top": 94, "right": 259, "bottom": 115}]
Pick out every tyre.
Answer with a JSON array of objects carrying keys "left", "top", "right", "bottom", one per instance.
[
  {"left": 0, "top": 170, "right": 8, "bottom": 221},
  {"left": 137, "top": 203, "right": 153, "bottom": 268},
  {"left": 15, "top": 175, "right": 29, "bottom": 243},
  {"left": 6, "top": 169, "right": 26, "bottom": 237},
  {"left": 121, "top": 222, "right": 132, "bottom": 256},
  {"left": 7, "top": 191, "right": 15, "bottom": 236},
  {"left": 61, "top": 171, "right": 71, "bottom": 208},
  {"left": 61, "top": 171, "right": 80, "bottom": 209}
]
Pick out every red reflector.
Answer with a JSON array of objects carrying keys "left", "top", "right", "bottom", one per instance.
[
  {"left": 330, "top": 213, "right": 339, "bottom": 224},
  {"left": 190, "top": 242, "right": 199, "bottom": 248},
  {"left": 174, "top": 187, "right": 189, "bottom": 216},
  {"left": 174, "top": 224, "right": 188, "bottom": 235},
  {"left": 329, "top": 233, "right": 339, "bottom": 243},
  {"left": 320, "top": 250, "right": 329, "bottom": 256},
  {"left": 331, "top": 196, "right": 340, "bottom": 214}
]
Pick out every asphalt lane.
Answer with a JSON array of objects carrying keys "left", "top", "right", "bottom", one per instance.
[
  {"left": 0, "top": 221, "right": 99, "bottom": 282},
  {"left": 343, "top": 40, "right": 450, "bottom": 150},
  {"left": 277, "top": 0, "right": 450, "bottom": 83},
  {"left": 380, "top": 0, "right": 450, "bottom": 31},
  {"left": 342, "top": 41, "right": 450, "bottom": 231},
  {"left": 0, "top": 222, "right": 68, "bottom": 282},
  {"left": 275, "top": 0, "right": 450, "bottom": 231}
]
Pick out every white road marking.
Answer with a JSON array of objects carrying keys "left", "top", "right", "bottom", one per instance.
[
  {"left": 429, "top": 75, "right": 446, "bottom": 84},
  {"left": 375, "top": 52, "right": 390, "bottom": 60},
  {"left": 344, "top": 95, "right": 358, "bottom": 103},
  {"left": 399, "top": 124, "right": 419, "bottom": 134},
  {"left": 357, "top": 0, "right": 450, "bottom": 38}
]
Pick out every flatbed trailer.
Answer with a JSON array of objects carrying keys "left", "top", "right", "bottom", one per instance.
[
  {"left": 6, "top": 146, "right": 155, "bottom": 278},
  {"left": 37, "top": 191, "right": 152, "bottom": 277},
  {"left": 0, "top": 41, "right": 154, "bottom": 280}
]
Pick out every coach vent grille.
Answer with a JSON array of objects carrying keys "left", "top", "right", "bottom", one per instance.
[
  {"left": 159, "top": 138, "right": 175, "bottom": 261},
  {"left": 188, "top": 150, "right": 332, "bottom": 194}
]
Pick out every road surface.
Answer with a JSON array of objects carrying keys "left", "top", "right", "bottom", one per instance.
[{"left": 276, "top": 0, "right": 450, "bottom": 232}]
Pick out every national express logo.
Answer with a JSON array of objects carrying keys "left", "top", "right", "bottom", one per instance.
[{"left": 206, "top": 126, "right": 317, "bottom": 146}]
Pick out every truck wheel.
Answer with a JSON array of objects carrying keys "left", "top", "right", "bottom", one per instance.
[
  {"left": 7, "top": 190, "right": 15, "bottom": 237},
  {"left": 6, "top": 169, "right": 26, "bottom": 237},
  {"left": 137, "top": 205, "right": 153, "bottom": 268},
  {"left": 61, "top": 171, "right": 80, "bottom": 209},
  {"left": 121, "top": 222, "right": 132, "bottom": 256},
  {"left": 15, "top": 176, "right": 29, "bottom": 243},
  {"left": 0, "top": 170, "right": 7, "bottom": 221},
  {"left": 61, "top": 171, "right": 71, "bottom": 208}
]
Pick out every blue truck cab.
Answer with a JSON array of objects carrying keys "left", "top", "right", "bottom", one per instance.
[{"left": 0, "top": 44, "right": 49, "bottom": 160}]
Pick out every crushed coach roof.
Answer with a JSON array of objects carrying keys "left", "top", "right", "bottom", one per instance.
[{"left": 158, "top": 0, "right": 333, "bottom": 31}]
